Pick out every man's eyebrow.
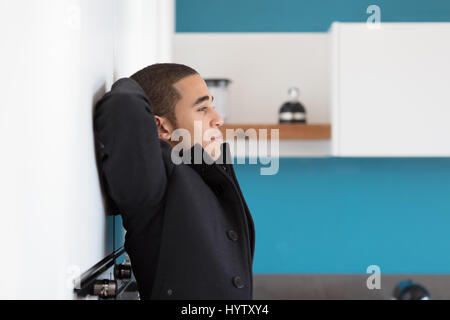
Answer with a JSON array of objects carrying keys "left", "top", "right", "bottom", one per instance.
[{"left": 193, "top": 95, "right": 214, "bottom": 106}]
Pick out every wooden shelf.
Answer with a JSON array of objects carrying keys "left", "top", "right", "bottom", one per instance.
[{"left": 219, "top": 123, "right": 331, "bottom": 140}]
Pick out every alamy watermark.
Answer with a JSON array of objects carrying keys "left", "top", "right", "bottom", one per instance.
[
  {"left": 366, "top": 265, "right": 381, "bottom": 290},
  {"left": 170, "top": 121, "right": 280, "bottom": 175},
  {"left": 366, "top": 5, "right": 381, "bottom": 29}
]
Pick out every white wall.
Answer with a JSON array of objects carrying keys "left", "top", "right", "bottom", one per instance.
[
  {"left": 114, "top": 0, "right": 174, "bottom": 79},
  {"left": 0, "top": 0, "right": 173, "bottom": 299},
  {"left": 173, "top": 33, "right": 330, "bottom": 124},
  {"left": 173, "top": 33, "right": 331, "bottom": 157}
]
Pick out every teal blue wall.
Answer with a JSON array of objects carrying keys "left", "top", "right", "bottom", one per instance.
[
  {"left": 176, "top": 0, "right": 450, "bottom": 274},
  {"left": 235, "top": 158, "right": 450, "bottom": 273},
  {"left": 106, "top": 214, "right": 125, "bottom": 254},
  {"left": 176, "top": 0, "right": 450, "bottom": 32}
]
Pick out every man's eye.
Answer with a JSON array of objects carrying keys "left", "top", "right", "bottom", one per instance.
[{"left": 198, "top": 107, "right": 208, "bottom": 112}]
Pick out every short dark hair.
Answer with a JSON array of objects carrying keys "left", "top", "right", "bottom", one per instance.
[{"left": 130, "top": 63, "right": 199, "bottom": 126}]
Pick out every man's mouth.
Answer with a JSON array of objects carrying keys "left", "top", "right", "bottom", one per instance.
[
  {"left": 208, "top": 130, "right": 223, "bottom": 141},
  {"left": 211, "top": 135, "right": 223, "bottom": 142}
]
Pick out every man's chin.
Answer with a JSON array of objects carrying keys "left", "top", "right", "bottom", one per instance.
[{"left": 204, "top": 140, "right": 222, "bottom": 161}]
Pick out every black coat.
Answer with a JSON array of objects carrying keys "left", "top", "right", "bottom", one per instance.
[{"left": 94, "top": 78, "right": 255, "bottom": 300}]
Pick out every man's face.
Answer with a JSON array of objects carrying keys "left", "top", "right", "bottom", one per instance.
[{"left": 170, "top": 74, "right": 224, "bottom": 159}]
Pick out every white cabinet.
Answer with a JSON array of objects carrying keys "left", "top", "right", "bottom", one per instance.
[{"left": 331, "top": 22, "right": 450, "bottom": 157}]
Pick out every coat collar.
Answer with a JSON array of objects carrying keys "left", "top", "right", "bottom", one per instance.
[{"left": 179, "top": 141, "right": 233, "bottom": 177}]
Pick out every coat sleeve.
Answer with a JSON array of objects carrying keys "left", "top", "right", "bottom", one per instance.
[{"left": 94, "top": 79, "right": 167, "bottom": 225}]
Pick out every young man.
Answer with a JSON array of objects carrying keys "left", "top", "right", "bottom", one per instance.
[{"left": 94, "top": 63, "right": 255, "bottom": 300}]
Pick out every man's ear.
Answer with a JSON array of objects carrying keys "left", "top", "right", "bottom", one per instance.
[{"left": 154, "top": 115, "right": 174, "bottom": 141}]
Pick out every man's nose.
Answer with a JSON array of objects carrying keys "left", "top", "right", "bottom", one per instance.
[{"left": 211, "top": 108, "right": 224, "bottom": 128}]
